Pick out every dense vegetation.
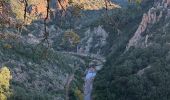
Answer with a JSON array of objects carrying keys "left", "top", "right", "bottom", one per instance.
[
  {"left": 93, "top": 1, "right": 170, "bottom": 100},
  {"left": 1, "top": 0, "right": 170, "bottom": 100},
  {"left": 0, "top": 34, "right": 86, "bottom": 100}
]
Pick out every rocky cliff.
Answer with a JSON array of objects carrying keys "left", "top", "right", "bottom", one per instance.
[
  {"left": 126, "top": 0, "right": 170, "bottom": 50},
  {"left": 77, "top": 26, "right": 108, "bottom": 55}
]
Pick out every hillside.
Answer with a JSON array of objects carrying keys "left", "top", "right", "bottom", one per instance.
[
  {"left": 0, "top": 0, "right": 110, "bottom": 99},
  {"left": 0, "top": 32, "right": 87, "bottom": 99},
  {"left": 1, "top": 0, "right": 170, "bottom": 100},
  {"left": 93, "top": 0, "right": 170, "bottom": 100}
]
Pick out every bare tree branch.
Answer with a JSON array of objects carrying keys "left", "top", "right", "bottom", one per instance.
[{"left": 24, "top": 0, "right": 28, "bottom": 22}]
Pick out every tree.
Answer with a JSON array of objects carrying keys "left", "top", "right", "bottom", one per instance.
[
  {"left": 0, "top": 66, "right": 12, "bottom": 100},
  {"left": 62, "top": 30, "right": 80, "bottom": 47}
]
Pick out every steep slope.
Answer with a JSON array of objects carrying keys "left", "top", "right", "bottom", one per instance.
[
  {"left": 0, "top": 32, "right": 86, "bottom": 100},
  {"left": 0, "top": 11, "right": 109, "bottom": 100},
  {"left": 3, "top": 0, "right": 170, "bottom": 100},
  {"left": 126, "top": 0, "right": 170, "bottom": 50},
  {"left": 10, "top": 0, "right": 47, "bottom": 20},
  {"left": 93, "top": 0, "right": 170, "bottom": 100}
]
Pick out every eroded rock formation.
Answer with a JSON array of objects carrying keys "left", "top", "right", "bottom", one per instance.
[{"left": 126, "top": 0, "right": 170, "bottom": 50}]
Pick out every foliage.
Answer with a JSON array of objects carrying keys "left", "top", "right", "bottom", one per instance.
[
  {"left": 0, "top": 66, "right": 12, "bottom": 100},
  {"left": 128, "top": 0, "right": 142, "bottom": 4},
  {"left": 74, "top": 88, "right": 83, "bottom": 100},
  {"left": 0, "top": 35, "right": 86, "bottom": 100},
  {"left": 69, "top": 88, "right": 83, "bottom": 100},
  {"left": 3, "top": 43, "right": 12, "bottom": 49},
  {"left": 0, "top": 0, "right": 162, "bottom": 100},
  {"left": 62, "top": 30, "right": 80, "bottom": 47},
  {"left": 94, "top": 43, "right": 170, "bottom": 100},
  {"left": 93, "top": 3, "right": 170, "bottom": 100}
]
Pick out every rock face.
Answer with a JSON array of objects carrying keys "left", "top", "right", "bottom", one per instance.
[
  {"left": 8, "top": 0, "right": 120, "bottom": 22},
  {"left": 57, "top": 0, "right": 69, "bottom": 10},
  {"left": 77, "top": 26, "right": 108, "bottom": 55},
  {"left": 126, "top": 0, "right": 170, "bottom": 50},
  {"left": 8, "top": 0, "right": 47, "bottom": 21},
  {"left": 31, "top": 0, "right": 47, "bottom": 18}
]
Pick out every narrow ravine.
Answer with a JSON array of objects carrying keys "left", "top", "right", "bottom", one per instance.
[
  {"left": 61, "top": 51, "right": 105, "bottom": 100},
  {"left": 83, "top": 58, "right": 104, "bottom": 100},
  {"left": 82, "top": 54, "right": 105, "bottom": 100}
]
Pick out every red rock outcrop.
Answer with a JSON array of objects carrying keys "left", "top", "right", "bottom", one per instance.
[{"left": 126, "top": 0, "right": 170, "bottom": 50}]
